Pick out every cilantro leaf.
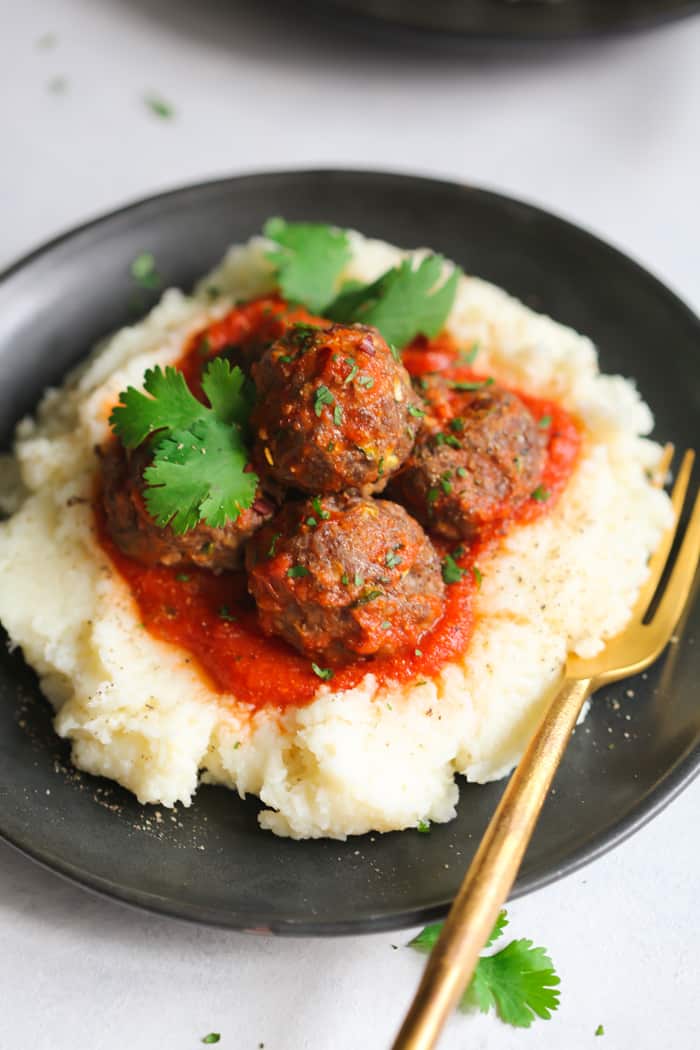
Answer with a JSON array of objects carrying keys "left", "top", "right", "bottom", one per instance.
[
  {"left": 143, "top": 418, "right": 256, "bottom": 533},
  {"left": 327, "top": 255, "right": 460, "bottom": 348},
  {"left": 263, "top": 218, "right": 351, "bottom": 313},
  {"left": 144, "top": 93, "right": 175, "bottom": 119},
  {"left": 408, "top": 912, "right": 559, "bottom": 1030},
  {"left": 109, "top": 366, "right": 205, "bottom": 448},
  {"left": 461, "top": 939, "right": 560, "bottom": 1028},
  {"left": 409, "top": 911, "right": 507, "bottom": 956},
  {"left": 485, "top": 909, "right": 509, "bottom": 947},
  {"left": 130, "top": 251, "right": 161, "bottom": 290},
  {"left": 201, "top": 355, "right": 255, "bottom": 428},
  {"left": 110, "top": 360, "right": 258, "bottom": 534}
]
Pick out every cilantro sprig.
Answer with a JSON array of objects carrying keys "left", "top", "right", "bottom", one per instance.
[
  {"left": 409, "top": 910, "right": 560, "bottom": 1029},
  {"left": 109, "top": 359, "right": 258, "bottom": 534},
  {"left": 327, "top": 254, "right": 460, "bottom": 349},
  {"left": 264, "top": 218, "right": 351, "bottom": 314},
  {"left": 263, "top": 220, "right": 461, "bottom": 347}
]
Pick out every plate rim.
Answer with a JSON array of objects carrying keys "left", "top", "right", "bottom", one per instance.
[
  {"left": 1, "top": 167, "right": 699, "bottom": 935},
  {"left": 304, "top": 0, "right": 700, "bottom": 42}
]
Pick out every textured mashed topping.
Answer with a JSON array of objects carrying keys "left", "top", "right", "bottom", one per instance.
[{"left": 0, "top": 233, "right": 673, "bottom": 839}]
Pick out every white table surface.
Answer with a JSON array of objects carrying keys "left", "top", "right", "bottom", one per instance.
[{"left": 1, "top": 2, "right": 699, "bottom": 1048}]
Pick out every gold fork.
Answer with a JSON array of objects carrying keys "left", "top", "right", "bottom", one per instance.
[{"left": 393, "top": 445, "right": 699, "bottom": 1050}]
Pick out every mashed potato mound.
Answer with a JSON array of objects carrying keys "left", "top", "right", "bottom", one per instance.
[{"left": 0, "top": 233, "right": 673, "bottom": 839}]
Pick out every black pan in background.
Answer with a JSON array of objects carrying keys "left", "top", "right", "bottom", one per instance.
[
  {"left": 314, "top": 0, "right": 700, "bottom": 39},
  {"left": 0, "top": 170, "right": 698, "bottom": 934}
]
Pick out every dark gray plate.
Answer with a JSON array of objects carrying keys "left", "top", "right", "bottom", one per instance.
[
  {"left": 0, "top": 171, "right": 698, "bottom": 935},
  {"left": 315, "top": 0, "right": 700, "bottom": 39}
]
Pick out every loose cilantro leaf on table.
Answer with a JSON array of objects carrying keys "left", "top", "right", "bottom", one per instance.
[
  {"left": 408, "top": 910, "right": 560, "bottom": 1030},
  {"left": 201, "top": 1035, "right": 221, "bottom": 1045},
  {"left": 263, "top": 218, "right": 351, "bottom": 313},
  {"left": 144, "top": 93, "right": 175, "bottom": 119},
  {"left": 326, "top": 254, "right": 460, "bottom": 349},
  {"left": 109, "top": 359, "right": 257, "bottom": 534}
]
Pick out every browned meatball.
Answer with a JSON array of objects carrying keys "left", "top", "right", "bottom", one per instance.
[
  {"left": 389, "top": 383, "right": 545, "bottom": 540},
  {"left": 251, "top": 323, "right": 422, "bottom": 496},
  {"left": 246, "top": 494, "right": 445, "bottom": 662},
  {"left": 100, "top": 440, "right": 275, "bottom": 571}
]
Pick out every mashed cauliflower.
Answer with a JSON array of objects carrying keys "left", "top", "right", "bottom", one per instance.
[{"left": 0, "top": 233, "right": 673, "bottom": 839}]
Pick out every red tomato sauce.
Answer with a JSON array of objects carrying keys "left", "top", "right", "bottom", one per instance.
[{"left": 97, "top": 305, "right": 581, "bottom": 711}]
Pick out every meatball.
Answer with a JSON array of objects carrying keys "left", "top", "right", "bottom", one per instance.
[
  {"left": 100, "top": 440, "right": 275, "bottom": 571},
  {"left": 246, "top": 494, "right": 445, "bottom": 662},
  {"left": 389, "top": 382, "right": 545, "bottom": 540},
  {"left": 251, "top": 323, "right": 422, "bottom": 496}
]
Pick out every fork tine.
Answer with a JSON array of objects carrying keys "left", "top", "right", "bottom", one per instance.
[
  {"left": 634, "top": 448, "right": 694, "bottom": 616},
  {"left": 650, "top": 487, "right": 700, "bottom": 641},
  {"left": 655, "top": 442, "right": 675, "bottom": 486}
]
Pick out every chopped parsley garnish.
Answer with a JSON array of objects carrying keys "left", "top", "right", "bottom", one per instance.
[
  {"left": 427, "top": 487, "right": 440, "bottom": 507},
  {"left": 408, "top": 404, "right": 426, "bottom": 419},
  {"left": 538, "top": 415, "right": 552, "bottom": 429},
  {"left": 311, "top": 496, "right": 330, "bottom": 520},
  {"left": 341, "top": 573, "right": 350, "bottom": 585},
  {"left": 278, "top": 353, "right": 295, "bottom": 364},
  {"left": 409, "top": 909, "right": 560, "bottom": 1029},
  {"left": 450, "top": 377, "right": 495, "bottom": 392},
  {"left": 311, "top": 663, "right": 334, "bottom": 681},
  {"left": 343, "top": 358, "right": 358, "bottom": 383},
  {"left": 267, "top": 532, "right": 281, "bottom": 558},
  {"left": 333, "top": 403, "right": 344, "bottom": 426},
  {"left": 313, "top": 385, "right": 334, "bottom": 417},
  {"left": 201, "top": 1035, "right": 221, "bottom": 1045},
  {"left": 144, "top": 93, "right": 175, "bottom": 119},
  {"left": 417, "top": 820, "right": 431, "bottom": 833},
  {"left": 459, "top": 342, "right": 480, "bottom": 364},
  {"left": 381, "top": 620, "right": 391, "bottom": 630},
  {"left": 110, "top": 359, "right": 257, "bottom": 534},
  {"left": 355, "top": 589, "right": 383, "bottom": 605},
  {"left": 305, "top": 516, "right": 318, "bottom": 528},
  {"left": 327, "top": 254, "right": 461, "bottom": 349},
  {"left": 130, "top": 252, "right": 161, "bottom": 290},
  {"left": 450, "top": 417, "right": 465, "bottom": 433},
  {"left": 354, "top": 573, "right": 364, "bottom": 587},
  {"left": 473, "top": 565, "right": 483, "bottom": 589},
  {"left": 287, "top": 565, "right": 310, "bottom": 578},
  {"left": 263, "top": 218, "right": 351, "bottom": 313},
  {"left": 442, "top": 554, "right": 464, "bottom": 584},
  {"left": 385, "top": 549, "right": 403, "bottom": 569},
  {"left": 356, "top": 375, "right": 375, "bottom": 389},
  {"left": 218, "top": 606, "right": 237, "bottom": 622},
  {"left": 435, "top": 432, "right": 461, "bottom": 449},
  {"left": 440, "top": 472, "right": 453, "bottom": 495},
  {"left": 456, "top": 466, "right": 467, "bottom": 478},
  {"left": 531, "top": 485, "right": 551, "bottom": 502}
]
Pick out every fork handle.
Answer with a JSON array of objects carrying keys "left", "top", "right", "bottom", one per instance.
[{"left": 392, "top": 675, "right": 593, "bottom": 1050}]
